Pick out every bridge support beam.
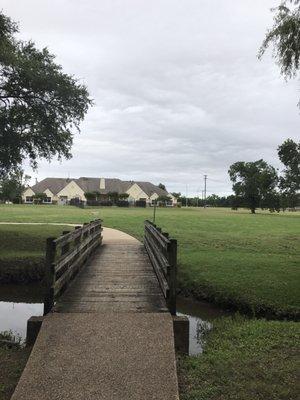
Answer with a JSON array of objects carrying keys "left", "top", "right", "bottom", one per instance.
[
  {"left": 26, "top": 316, "right": 44, "bottom": 346},
  {"left": 173, "top": 315, "right": 189, "bottom": 354}
]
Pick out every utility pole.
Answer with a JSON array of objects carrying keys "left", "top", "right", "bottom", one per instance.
[
  {"left": 186, "top": 184, "right": 188, "bottom": 208},
  {"left": 204, "top": 175, "right": 207, "bottom": 208}
]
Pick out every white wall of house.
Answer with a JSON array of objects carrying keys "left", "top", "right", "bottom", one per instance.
[
  {"left": 169, "top": 194, "right": 177, "bottom": 204},
  {"left": 126, "top": 183, "right": 149, "bottom": 203},
  {"left": 56, "top": 180, "right": 86, "bottom": 203},
  {"left": 22, "top": 188, "right": 35, "bottom": 203},
  {"left": 149, "top": 192, "right": 159, "bottom": 205},
  {"left": 43, "top": 189, "right": 54, "bottom": 203}
]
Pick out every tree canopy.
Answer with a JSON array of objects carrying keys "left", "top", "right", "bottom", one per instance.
[
  {"left": 259, "top": 1, "right": 300, "bottom": 77},
  {"left": 158, "top": 183, "right": 166, "bottom": 191},
  {"left": 259, "top": 1, "right": 300, "bottom": 105},
  {"left": 228, "top": 160, "right": 279, "bottom": 213},
  {"left": 0, "top": 12, "right": 92, "bottom": 176},
  {"left": 171, "top": 192, "right": 181, "bottom": 199}
]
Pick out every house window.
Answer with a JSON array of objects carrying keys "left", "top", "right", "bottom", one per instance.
[
  {"left": 25, "top": 196, "right": 33, "bottom": 203},
  {"left": 43, "top": 197, "right": 52, "bottom": 203}
]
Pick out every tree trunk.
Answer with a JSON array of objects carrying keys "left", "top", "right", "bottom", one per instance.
[{"left": 251, "top": 208, "right": 256, "bottom": 214}]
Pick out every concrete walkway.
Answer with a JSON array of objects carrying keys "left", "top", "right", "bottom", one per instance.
[
  {"left": 102, "top": 227, "right": 139, "bottom": 244},
  {"left": 12, "top": 228, "right": 179, "bottom": 399},
  {"left": 12, "top": 313, "right": 179, "bottom": 400}
]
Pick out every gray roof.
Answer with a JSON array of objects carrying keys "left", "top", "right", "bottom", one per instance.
[
  {"left": 29, "top": 177, "right": 169, "bottom": 197},
  {"left": 76, "top": 177, "right": 101, "bottom": 193},
  {"left": 31, "top": 178, "right": 73, "bottom": 195},
  {"left": 134, "top": 182, "right": 169, "bottom": 197}
]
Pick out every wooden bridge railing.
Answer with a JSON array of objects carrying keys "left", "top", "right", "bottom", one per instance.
[
  {"left": 44, "top": 219, "right": 103, "bottom": 315},
  {"left": 144, "top": 220, "right": 177, "bottom": 315}
]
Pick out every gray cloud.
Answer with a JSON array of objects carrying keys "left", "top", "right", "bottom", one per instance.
[{"left": 3, "top": 0, "right": 299, "bottom": 195}]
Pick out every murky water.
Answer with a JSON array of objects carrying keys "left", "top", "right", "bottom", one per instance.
[
  {"left": 0, "top": 284, "right": 44, "bottom": 341},
  {"left": 177, "top": 295, "right": 233, "bottom": 355}
]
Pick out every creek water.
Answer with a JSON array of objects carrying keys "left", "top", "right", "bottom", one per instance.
[
  {"left": 177, "top": 295, "right": 233, "bottom": 355},
  {"left": 0, "top": 284, "right": 231, "bottom": 352},
  {"left": 0, "top": 284, "right": 44, "bottom": 342}
]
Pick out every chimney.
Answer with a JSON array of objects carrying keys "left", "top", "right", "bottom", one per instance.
[
  {"left": 100, "top": 178, "right": 105, "bottom": 190},
  {"left": 35, "top": 178, "right": 38, "bottom": 185}
]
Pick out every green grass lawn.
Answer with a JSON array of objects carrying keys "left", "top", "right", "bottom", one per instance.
[
  {"left": 0, "top": 204, "right": 299, "bottom": 317},
  {"left": 178, "top": 316, "right": 300, "bottom": 400}
]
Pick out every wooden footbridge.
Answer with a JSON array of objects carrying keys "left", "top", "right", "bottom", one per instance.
[{"left": 12, "top": 220, "right": 183, "bottom": 400}]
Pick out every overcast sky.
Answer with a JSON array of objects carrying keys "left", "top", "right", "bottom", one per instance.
[{"left": 2, "top": 0, "right": 299, "bottom": 196}]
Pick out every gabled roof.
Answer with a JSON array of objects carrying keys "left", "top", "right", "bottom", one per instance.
[
  {"left": 134, "top": 182, "right": 169, "bottom": 197},
  {"left": 100, "top": 178, "right": 131, "bottom": 194},
  {"left": 76, "top": 177, "right": 131, "bottom": 194},
  {"left": 31, "top": 178, "right": 74, "bottom": 195},
  {"left": 76, "top": 177, "right": 101, "bottom": 193}
]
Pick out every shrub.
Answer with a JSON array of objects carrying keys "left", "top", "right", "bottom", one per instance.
[
  {"left": 117, "top": 200, "right": 129, "bottom": 207},
  {"left": 86, "top": 200, "right": 113, "bottom": 206},
  {"left": 135, "top": 200, "right": 146, "bottom": 208}
]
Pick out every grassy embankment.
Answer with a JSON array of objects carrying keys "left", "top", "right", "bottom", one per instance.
[
  {"left": 0, "top": 333, "right": 31, "bottom": 400},
  {"left": 0, "top": 224, "right": 75, "bottom": 283},
  {"left": 0, "top": 205, "right": 299, "bottom": 400},
  {"left": 178, "top": 316, "right": 300, "bottom": 400}
]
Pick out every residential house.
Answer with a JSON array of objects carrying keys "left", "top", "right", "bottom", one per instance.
[{"left": 22, "top": 177, "right": 176, "bottom": 206}]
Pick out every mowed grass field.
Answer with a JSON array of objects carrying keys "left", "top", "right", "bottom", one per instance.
[{"left": 0, "top": 204, "right": 299, "bottom": 318}]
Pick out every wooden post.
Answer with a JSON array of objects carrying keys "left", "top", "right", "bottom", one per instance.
[
  {"left": 168, "top": 239, "right": 177, "bottom": 315},
  {"left": 153, "top": 200, "right": 157, "bottom": 223},
  {"left": 44, "top": 237, "right": 56, "bottom": 315}
]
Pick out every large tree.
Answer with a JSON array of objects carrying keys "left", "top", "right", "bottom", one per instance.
[
  {"left": 259, "top": 1, "right": 300, "bottom": 106},
  {"left": 0, "top": 12, "right": 92, "bottom": 176},
  {"left": 278, "top": 138, "right": 300, "bottom": 206},
  {"left": 228, "top": 160, "right": 278, "bottom": 214}
]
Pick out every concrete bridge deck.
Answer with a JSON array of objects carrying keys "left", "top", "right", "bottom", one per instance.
[{"left": 12, "top": 228, "right": 179, "bottom": 400}]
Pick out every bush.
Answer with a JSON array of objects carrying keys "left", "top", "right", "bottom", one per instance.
[
  {"left": 117, "top": 200, "right": 129, "bottom": 207},
  {"left": 135, "top": 200, "right": 146, "bottom": 208},
  {"left": 69, "top": 198, "right": 83, "bottom": 206},
  {"left": 86, "top": 200, "right": 113, "bottom": 206}
]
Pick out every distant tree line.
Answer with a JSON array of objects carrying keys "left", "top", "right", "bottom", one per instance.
[
  {"left": 176, "top": 194, "right": 238, "bottom": 208},
  {"left": 228, "top": 139, "right": 299, "bottom": 213}
]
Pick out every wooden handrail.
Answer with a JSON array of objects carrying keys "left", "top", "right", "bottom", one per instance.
[
  {"left": 144, "top": 220, "right": 177, "bottom": 315},
  {"left": 44, "top": 219, "right": 103, "bottom": 315}
]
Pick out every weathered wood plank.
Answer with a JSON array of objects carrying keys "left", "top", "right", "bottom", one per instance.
[{"left": 55, "top": 241, "right": 168, "bottom": 313}]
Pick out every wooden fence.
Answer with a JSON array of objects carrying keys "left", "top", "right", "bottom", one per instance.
[
  {"left": 44, "top": 219, "right": 103, "bottom": 314},
  {"left": 144, "top": 220, "right": 177, "bottom": 315}
]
